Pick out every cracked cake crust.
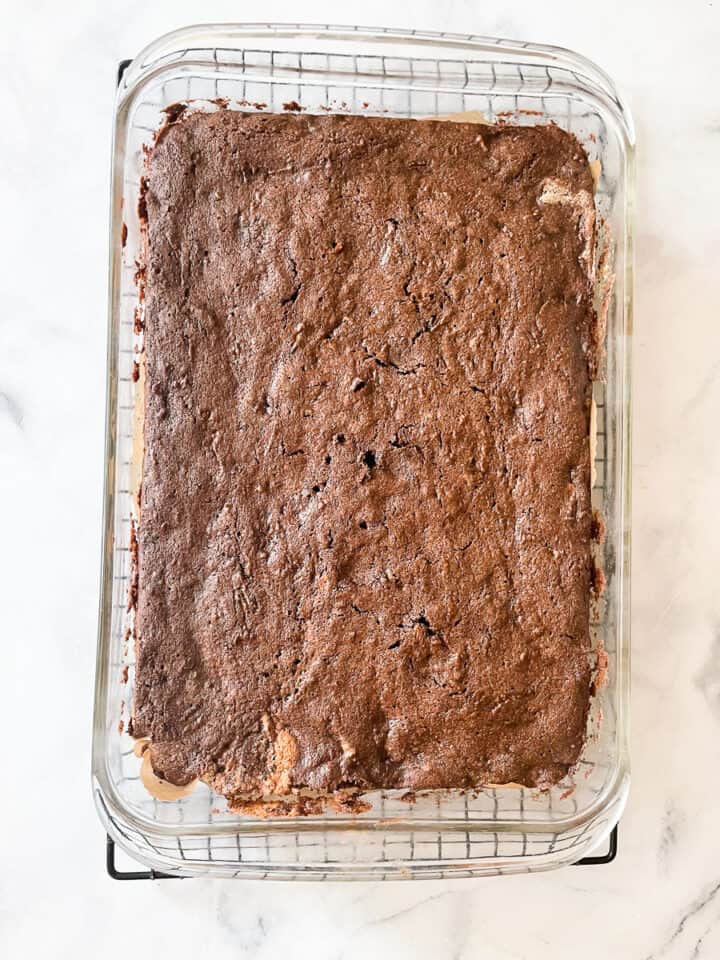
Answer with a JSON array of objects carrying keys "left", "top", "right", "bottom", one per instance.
[{"left": 132, "top": 111, "right": 597, "bottom": 810}]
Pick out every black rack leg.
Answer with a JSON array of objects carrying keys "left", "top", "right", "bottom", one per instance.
[
  {"left": 117, "top": 58, "right": 132, "bottom": 86},
  {"left": 575, "top": 825, "right": 618, "bottom": 866},
  {"left": 106, "top": 836, "right": 181, "bottom": 880}
]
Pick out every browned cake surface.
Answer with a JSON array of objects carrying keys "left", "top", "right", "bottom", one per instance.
[{"left": 133, "top": 111, "right": 596, "bottom": 809}]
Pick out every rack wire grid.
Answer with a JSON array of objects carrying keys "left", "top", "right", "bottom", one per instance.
[{"left": 96, "top": 28, "right": 627, "bottom": 880}]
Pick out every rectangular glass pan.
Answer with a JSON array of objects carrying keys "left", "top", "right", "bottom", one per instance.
[{"left": 93, "top": 23, "right": 633, "bottom": 879}]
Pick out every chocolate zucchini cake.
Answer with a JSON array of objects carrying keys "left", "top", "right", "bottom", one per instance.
[{"left": 131, "top": 110, "right": 598, "bottom": 814}]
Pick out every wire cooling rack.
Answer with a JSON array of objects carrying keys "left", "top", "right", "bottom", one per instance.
[
  {"left": 100, "top": 32, "right": 626, "bottom": 880},
  {"left": 106, "top": 827, "right": 617, "bottom": 879}
]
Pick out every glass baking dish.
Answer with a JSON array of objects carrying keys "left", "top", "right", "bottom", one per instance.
[{"left": 93, "top": 23, "right": 633, "bottom": 879}]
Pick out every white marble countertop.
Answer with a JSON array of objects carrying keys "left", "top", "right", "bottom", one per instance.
[{"left": 1, "top": 0, "right": 719, "bottom": 956}]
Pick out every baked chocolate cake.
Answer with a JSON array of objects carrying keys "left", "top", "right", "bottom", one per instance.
[{"left": 132, "top": 110, "right": 598, "bottom": 813}]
